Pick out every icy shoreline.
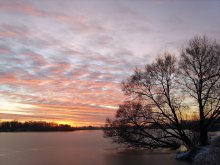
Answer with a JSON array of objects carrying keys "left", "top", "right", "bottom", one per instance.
[
  {"left": 193, "top": 136, "right": 220, "bottom": 165},
  {"left": 176, "top": 136, "right": 220, "bottom": 164}
]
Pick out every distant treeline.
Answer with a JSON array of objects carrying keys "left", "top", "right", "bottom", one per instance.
[
  {"left": 0, "top": 121, "right": 103, "bottom": 132},
  {"left": 1, "top": 119, "right": 219, "bottom": 132}
]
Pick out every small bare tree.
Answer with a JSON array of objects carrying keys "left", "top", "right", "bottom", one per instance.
[{"left": 105, "top": 36, "right": 220, "bottom": 149}]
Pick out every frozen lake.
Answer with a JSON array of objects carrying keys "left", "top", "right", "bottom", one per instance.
[{"left": 0, "top": 130, "right": 190, "bottom": 165}]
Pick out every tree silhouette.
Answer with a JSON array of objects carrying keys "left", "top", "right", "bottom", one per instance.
[
  {"left": 104, "top": 36, "right": 220, "bottom": 150},
  {"left": 179, "top": 36, "right": 220, "bottom": 146}
]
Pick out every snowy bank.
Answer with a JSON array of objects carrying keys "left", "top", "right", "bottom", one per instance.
[
  {"left": 193, "top": 136, "right": 220, "bottom": 165},
  {"left": 176, "top": 136, "right": 220, "bottom": 164}
]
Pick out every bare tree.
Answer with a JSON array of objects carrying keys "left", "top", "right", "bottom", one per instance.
[
  {"left": 104, "top": 36, "right": 220, "bottom": 150},
  {"left": 179, "top": 36, "right": 220, "bottom": 146},
  {"left": 105, "top": 54, "right": 193, "bottom": 149}
]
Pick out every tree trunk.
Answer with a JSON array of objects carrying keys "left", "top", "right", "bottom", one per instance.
[
  {"left": 200, "top": 126, "right": 208, "bottom": 146},
  {"left": 199, "top": 104, "right": 208, "bottom": 146}
]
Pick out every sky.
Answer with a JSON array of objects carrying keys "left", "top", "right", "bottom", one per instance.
[{"left": 0, "top": 0, "right": 220, "bottom": 126}]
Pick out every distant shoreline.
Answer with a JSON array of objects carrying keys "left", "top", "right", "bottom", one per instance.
[{"left": 0, "top": 120, "right": 104, "bottom": 132}]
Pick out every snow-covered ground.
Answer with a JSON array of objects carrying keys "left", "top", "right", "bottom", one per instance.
[
  {"left": 193, "top": 136, "right": 220, "bottom": 165},
  {"left": 176, "top": 132, "right": 220, "bottom": 164}
]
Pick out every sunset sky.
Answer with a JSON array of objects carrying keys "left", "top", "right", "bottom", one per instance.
[{"left": 0, "top": 0, "right": 220, "bottom": 126}]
